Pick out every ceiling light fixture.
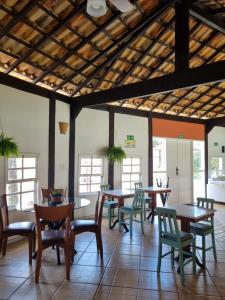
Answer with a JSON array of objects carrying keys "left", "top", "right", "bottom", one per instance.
[{"left": 87, "top": 0, "right": 135, "bottom": 17}]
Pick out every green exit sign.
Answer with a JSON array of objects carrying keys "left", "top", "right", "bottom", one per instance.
[
  {"left": 178, "top": 134, "right": 185, "bottom": 139},
  {"left": 127, "top": 135, "right": 134, "bottom": 141}
]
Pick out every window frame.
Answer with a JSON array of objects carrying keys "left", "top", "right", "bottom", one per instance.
[
  {"left": 78, "top": 155, "right": 104, "bottom": 195},
  {"left": 5, "top": 153, "right": 39, "bottom": 211},
  {"left": 121, "top": 155, "right": 142, "bottom": 190}
]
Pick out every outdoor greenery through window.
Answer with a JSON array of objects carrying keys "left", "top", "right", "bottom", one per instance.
[
  {"left": 6, "top": 154, "right": 39, "bottom": 210},
  {"left": 153, "top": 138, "right": 167, "bottom": 185},
  {"left": 79, "top": 156, "right": 104, "bottom": 194},
  {"left": 122, "top": 156, "right": 141, "bottom": 189}
]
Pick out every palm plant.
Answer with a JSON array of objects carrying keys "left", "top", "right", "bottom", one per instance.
[
  {"left": 0, "top": 132, "right": 19, "bottom": 157},
  {"left": 105, "top": 145, "right": 126, "bottom": 163}
]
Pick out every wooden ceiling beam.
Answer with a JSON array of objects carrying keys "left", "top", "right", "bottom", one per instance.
[
  {"left": 189, "top": 2, "right": 225, "bottom": 35},
  {"left": 6, "top": 3, "right": 85, "bottom": 74},
  {"left": 0, "top": 0, "right": 40, "bottom": 39},
  {"left": 73, "top": 60, "right": 225, "bottom": 107},
  {"left": 175, "top": 0, "right": 189, "bottom": 71},
  {"left": 34, "top": 12, "right": 121, "bottom": 85},
  {"left": 0, "top": 71, "right": 70, "bottom": 103},
  {"left": 70, "top": 0, "right": 177, "bottom": 96}
]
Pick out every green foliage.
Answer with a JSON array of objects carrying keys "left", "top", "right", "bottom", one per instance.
[
  {"left": 51, "top": 189, "right": 63, "bottom": 197},
  {"left": 105, "top": 145, "right": 126, "bottom": 163},
  {"left": 0, "top": 132, "right": 19, "bottom": 157}
]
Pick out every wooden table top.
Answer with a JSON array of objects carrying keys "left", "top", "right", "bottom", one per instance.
[
  {"left": 166, "top": 203, "right": 214, "bottom": 222},
  {"left": 102, "top": 186, "right": 171, "bottom": 199}
]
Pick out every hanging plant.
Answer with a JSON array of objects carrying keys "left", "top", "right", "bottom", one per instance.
[
  {"left": 105, "top": 145, "right": 126, "bottom": 163},
  {"left": 0, "top": 132, "right": 19, "bottom": 157}
]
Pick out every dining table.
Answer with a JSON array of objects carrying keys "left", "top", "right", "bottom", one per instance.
[
  {"left": 166, "top": 203, "right": 215, "bottom": 269},
  {"left": 102, "top": 186, "right": 171, "bottom": 231},
  {"left": 25, "top": 197, "right": 91, "bottom": 262}
]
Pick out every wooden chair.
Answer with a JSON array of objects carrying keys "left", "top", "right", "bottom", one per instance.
[
  {"left": 70, "top": 192, "right": 105, "bottom": 261},
  {"left": 134, "top": 182, "right": 152, "bottom": 220},
  {"left": 190, "top": 197, "right": 217, "bottom": 266},
  {"left": 34, "top": 203, "right": 74, "bottom": 283},
  {"left": 118, "top": 189, "right": 145, "bottom": 239},
  {"left": 100, "top": 184, "right": 118, "bottom": 228},
  {"left": 156, "top": 207, "right": 196, "bottom": 285},
  {"left": 0, "top": 194, "right": 36, "bottom": 265},
  {"left": 41, "top": 188, "right": 52, "bottom": 204}
]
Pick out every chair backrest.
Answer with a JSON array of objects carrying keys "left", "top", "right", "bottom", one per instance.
[
  {"left": 134, "top": 182, "right": 143, "bottom": 190},
  {"left": 197, "top": 197, "right": 214, "bottom": 210},
  {"left": 0, "top": 194, "right": 9, "bottom": 231},
  {"left": 132, "top": 189, "right": 144, "bottom": 209},
  {"left": 41, "top": 188, "right": 53, "bottom": 202},
  {"left": 94, "top": 192, "right": 105, "bottom": 227},
  {"left": 156, "top": 207, "right": 180, "bottom": 241},
  {"left": 197, "top": 197, "right": 214, "bottom": 224},
  {"left": 34, "top": 203, "right": 74, "bottom": 246},
  {"left": 100, "top": 184, "right": 110, "bottom": 191}
]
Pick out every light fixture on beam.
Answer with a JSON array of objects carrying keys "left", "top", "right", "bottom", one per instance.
[
  {"left": 58, "top": 122, "right": 69, "bottom": 134},
  {"left": 87, "top": 0, "right": 107, "bottom": 17}
]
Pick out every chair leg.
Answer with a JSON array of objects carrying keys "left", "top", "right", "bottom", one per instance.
[
  {"left": 32, "top": 231, "right": 36, "bottom": 253},
  {"left": 171, "top": 247, "right": 174, "bottom": 268},
  {"left": 96, "top": 230, "right": 103, "bottom": 258},
  {"left": 70, "top": 233, "right": 75, "bottom": 263},
  {"left": 2, "top": 236, "right": 8, "bottom": 256},
  {"left": 108, "top": 207, "right": 112, "bottom": 229},
  {"left": 130, "top": 215, "right": 133, "bottom": 240},
  {"left": 35, "top": 250, "right": 42, "bottom": 283},
  {"left": 0, "top": 234, "right": 3, "bottom": 254},
  {"left": 202, "top": 236, "right": 206, "bottom": 267},
  {"left": 178, "top": 248, "right": 185, "bottom": 286},
  {"left": 64, "top": 246, "right": 70, "bottom": 280},
  {"left": 118, "top": 210, "right": 122, "bottom": 232},
  {"left": 157, "top": 242, "right": 162, "bottom": 273},
  {"left": 28, "top": 236, "right": 33, "bottom": 265},
  {"left": 141, "top": 212, "right": 144, "bottom": 235},
  {"left": 56, "top": 246, "right": 61, "bottom": 265},
  {"left": 192, "top": 240, "right": 196, "bottom": 275},
  {"left": 211, "top": 230, "right": 217, "bottom": 261}
]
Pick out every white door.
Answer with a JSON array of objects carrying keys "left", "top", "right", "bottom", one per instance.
[{"left": 166, "top": 139, "right": 193, "bottom": 204}]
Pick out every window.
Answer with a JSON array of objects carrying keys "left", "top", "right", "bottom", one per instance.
[
  {"left": 210, "top": 156, "right": 223, "bottom": 177},
  {"left": 122, "top": 156, "right": 141, "bottom": 189},
  {"left": 193, "top": 141, "right": 205, "bottom": 200},
  {"left": 79, "top": 156, "right": 104, "bottom": 194},
  {"left": 153, "top": 138, "right": 167, "bottom": 185},
  {"left": 5, "top": 154, "right": 39, "bottom": 211}
]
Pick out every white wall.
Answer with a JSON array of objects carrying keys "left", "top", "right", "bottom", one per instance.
[
  {"left": 208, "top": 126, "right": 225, "bottom": 176},
  {"left": 114, "top": 113, "right": 148, "bottom": 188},
  {"left": 75, "top": 108, "right": 109, "bottom": 217},
  {"left": 55, "top": 100, "right": 70, "bottom": 190},
  {"left": 0, "top": 84, "right": 49, "bottom": 223}
]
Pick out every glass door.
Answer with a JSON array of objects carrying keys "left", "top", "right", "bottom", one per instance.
[{"left": 193, "top": 141, "right": 205, "bottom": 201}]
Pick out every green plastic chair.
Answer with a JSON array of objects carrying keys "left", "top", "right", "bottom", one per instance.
[
  {"left": 134, "top": 182, "right": 152, "bottom": 220},
  {"left": 157, "top": 207, "right": 196, "bottom": 285},
  {"left": 100, "top": 184, "right": 118, "bottom": 229},
  {"left": 118, "top": 189, "right": 144, "bottom": 239},
  {"left": 190, "top": 197, "right": 217, "bottom": 266}
]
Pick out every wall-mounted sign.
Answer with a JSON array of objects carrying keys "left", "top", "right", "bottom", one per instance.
[
  {"left": 124, "top": 135, "right": 136, "bottom": 148},
  {"left": 178, "top": 134, "right": 185, "bottom": 139},
  {"left": 214, "top": 142, "right": 219, "bottom": 146}
]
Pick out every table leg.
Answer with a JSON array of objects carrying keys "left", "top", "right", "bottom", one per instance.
[
  {"left": 110, "top": 197, "right": 129, "bottom": 232},
  {"left": 146, "top": 193, "right": 156, "bottom": 223}
]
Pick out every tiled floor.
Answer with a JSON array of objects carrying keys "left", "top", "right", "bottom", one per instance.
[{"left": 1, "top": 204, "right": 225, "bottom": 299}]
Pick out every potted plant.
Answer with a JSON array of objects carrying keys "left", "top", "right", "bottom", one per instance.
[
  {"left": 105, "top": 145, "right": 126, "bottom": 163},
  {"left": 50, "top": 189, "right": 64, "bottom": 204},
  {"left": 0, "top": 132, "right": 19, "bottom": 157}
]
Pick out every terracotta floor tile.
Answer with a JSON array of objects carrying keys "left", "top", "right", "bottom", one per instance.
[
  {"left": 52, "top": 282, "right": 98, "bottom": 300},
  {"left": 138, "top": 271, "right": 177, "bottom": 292},
  {"left": 0, "top": 276, "right": 26, "bottom": 299}
]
